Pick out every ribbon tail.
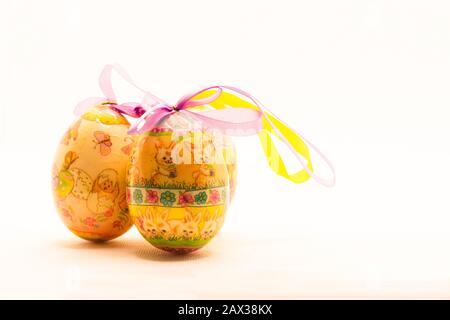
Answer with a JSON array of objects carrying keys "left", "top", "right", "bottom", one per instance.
[
  {"left": 260, "top": 111, "right": 336, "bottom": 187},
  {"left": 258, "top": 115, "right": 314, "bottom": 184}
]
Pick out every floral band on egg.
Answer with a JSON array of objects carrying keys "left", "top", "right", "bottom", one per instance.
[{"left": 127, "top": 186, "right": 228, "bottom": 207}]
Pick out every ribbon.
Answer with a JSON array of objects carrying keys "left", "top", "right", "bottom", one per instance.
[
  {"left": 74, "top": 64, "right": 165, "bottom": 118},
  {"left": 129, "top": 86, "right": 263, "bottom": 136},
  {"left": 74, "top": 64, "right": 335, "bottom": 187},
  {"left": 189, "top": 87, "right": 336, "bottom": 187},
  {"left": 130, "top": 86, "right": 335, "bottom": 187}
]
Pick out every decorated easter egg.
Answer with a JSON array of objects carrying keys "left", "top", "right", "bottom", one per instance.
[
  {"left": 52, "top": 104, "right": 134, "bottom": 241},
  {"left": 226, "top": 145, "right": 237, "bottom": 201},
  {"left": 127, "top": 113, "right": 236, "bottom": 253}
]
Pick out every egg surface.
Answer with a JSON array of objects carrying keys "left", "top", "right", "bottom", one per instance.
[
  {"left": 127, "top": 113, "right": 236, "bottom": 253},
  {"left": 52, "top": 105, "right": 133, "bottom": 241}
]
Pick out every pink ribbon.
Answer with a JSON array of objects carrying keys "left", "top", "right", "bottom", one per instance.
[
  {"left": 130, "top": 85, "right": 335, "bottom": 187},
  {"left": 129, "top": 86, "right": 263, "bottom": 135},
  {"left": 74, "top": 64, "right": 165, "bottom": 118},
  {"left": 73, "top": 64, "right": 335, "bottom": 187},
  {"left": 74, "top": 65, "right": 263, "bottom": 136}
]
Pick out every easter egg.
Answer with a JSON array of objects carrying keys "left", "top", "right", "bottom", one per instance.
[
  {"left": 52, "top": 104, "right": 134, "bottom": 241},
  {"left": 127, "top": 113, "right": 236, "bottom": 253},
  {"left": 226, "top": 145, "right": 237, "bottom": 201}
]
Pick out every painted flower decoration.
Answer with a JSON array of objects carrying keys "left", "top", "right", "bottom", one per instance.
[
  {"left": 104, "top": 209, "right": 113, "bottom": 217},
  {"left": 146, "top": 190, "right": 159, "bottom": 203},
  {"left": 84, "top": 217, "right": 96, "bottom": 228},
  {"left": 113, "top": 220, "right": 122, "bottom": 229},
  {"left": 179, "top": 192, "right": 194, "bottom": 206},
  {"left": 160, "top": 191, "right": 176, "bottom": 206},
  {"left": 126, "top": 189, "right": 132, "bottom": 202},
  {"left": 195, "top": 191, "right": 208, "bottom": 205},
  {"left": 60, "top": 207, "right": 73, "bottom": 221},
  {"left": 209, "top": 189, "right": 221, "bottom": 204},
  {"left": 52, "top": 175, "right": 59, "bottom": 190},
  {"left": 133, "top": 189, "right": 143, "bottom": 204}
]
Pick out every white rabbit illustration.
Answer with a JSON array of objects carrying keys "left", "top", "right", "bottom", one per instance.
[
  {"left": 180, "top": 209, "right": 201, "bottom": 240},
  {"left": 141, "top": 208, "right": 182, "bottom": 240},
  {"left": 191, "top": 136, "right": 218, "bottom": 186},
  {"left": 156, "top": 209, "right": 183, "bottom": 240},
  {"left": 200, "top": 209, "right": 222, "bottom": 240},
  {"left": 141, "top": 207, "right": 159, "bottom": 238}
]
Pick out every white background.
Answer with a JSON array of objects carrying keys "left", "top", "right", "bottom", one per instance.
[{"left": 1, "top": 0, "right": 450, "bottom": 299}]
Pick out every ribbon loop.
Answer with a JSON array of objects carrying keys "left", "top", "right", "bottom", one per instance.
[
  {"left": 74, "top": 64, "right": 166, "bottom": 118},
  {"left": 176, "top": 86, "right": 223, "bottom": 110}
]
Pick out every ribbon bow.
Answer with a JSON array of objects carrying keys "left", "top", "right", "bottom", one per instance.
[
  {"left": 128, "top": 86, "right": 263, "bottom": 136},
  {"left": 75, "top": 64, "right": 335, "bottom": 187}
]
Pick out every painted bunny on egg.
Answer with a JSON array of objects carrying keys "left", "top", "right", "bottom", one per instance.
[
  {"left": 151, "top": 139, "right": 177, "bottom": 182},
  {"left": 154, "top": 209, "right": 180, "bottom": 240},
  {"left": 140, "top": 207, "right": 159, "bottom": 238},
  {"left": 180, "top": 209, "right": 201, "bottom": 240},
  {"left": 192, "top": 136, "right": 218, "bottom": 186},
  {"left": 200, "top": 209, "right": 221, "bottom": 240}
]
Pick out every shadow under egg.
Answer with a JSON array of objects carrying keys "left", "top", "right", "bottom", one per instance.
[
  {"left": 53, "top": 238, "right": 144, "bottom": 251},
  {"left": 135, "top": 245, "right": 212, "bottom": 262}
]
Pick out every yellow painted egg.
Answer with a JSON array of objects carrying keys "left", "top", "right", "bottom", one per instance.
[
  {"left": 52, "top": 104, "right": 134, "bottom": 241},
  {"left": 127, "top": 113, "right": 236, "bottom": 253}
]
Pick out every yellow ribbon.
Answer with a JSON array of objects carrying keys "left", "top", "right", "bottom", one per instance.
[{"left": 190, "top": 89, "right": 332, "bottom": 185}]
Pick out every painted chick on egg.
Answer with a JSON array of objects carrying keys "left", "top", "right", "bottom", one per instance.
[{"left": 52, "top": 104, "right": 133, "bottom": 241}]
